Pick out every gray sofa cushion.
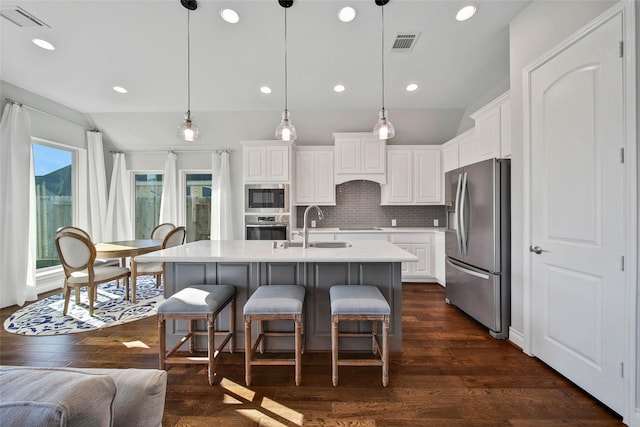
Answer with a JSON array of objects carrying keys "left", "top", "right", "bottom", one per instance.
[
  {"left": 0, "top": 366, "right": 167, "bottom": 427},
  {"left": 0, "top": 367, "right": 116, "bottom": 427}
]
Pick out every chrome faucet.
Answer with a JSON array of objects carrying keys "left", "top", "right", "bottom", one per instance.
[{"left": 302, "top": 205, "right": 324, "bottom": 248}]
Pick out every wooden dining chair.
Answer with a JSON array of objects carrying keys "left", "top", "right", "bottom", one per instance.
[
  {"left": 151, "top": 223, "right": 176, "bottom": 241},
  {"left": 55, "top": 231, "right": 131, "bottom": 316},
  {"left": 130, "top": 226, "right": 186, "bottom": 303}
]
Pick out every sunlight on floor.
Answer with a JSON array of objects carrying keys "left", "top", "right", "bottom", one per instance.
[
  {"left": 220, "top": 377, "right": 303, "bottom": 426},
  {"left": 122, "top": 340, "right": 150, "bottom": 349}
]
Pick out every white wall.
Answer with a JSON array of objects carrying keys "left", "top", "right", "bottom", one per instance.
[
  {"left": 1, "top": 81, "right": 91, "bottom": 149},
  {"left": 126, "top": 149, "right": 245, "bottom": 239},
  {"left": 508, "top": 0, "right": 617, "bottom": 341}
]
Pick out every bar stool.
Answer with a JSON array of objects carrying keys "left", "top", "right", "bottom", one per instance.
[
  {"left": 330, "top": 285, "right": 391, "bottom": 387},
  {"left": 243, "top": 285, "right": 305, "bottom": 386},
  {"left": 157, "top": 284, "right": 235, "bottom": 385}
]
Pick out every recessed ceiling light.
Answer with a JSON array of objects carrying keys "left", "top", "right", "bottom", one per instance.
[
  {"left": 32, "top": 38, "right": 55, "bottom": 50},
  {"left": 333, "top": 84, "right": 346, "bottom": 93},
  {"left": 456, "top": 5, "right": 477, "bottom": 22},
  {"left": 260, "top": 86, "right": 272, "bottom": 94},
  {"left": 112, "top": 86, "right": 128, "bottom": 94},
  {"left": 338, "top": 6, "right": 356, "bottom": 23},
  {"left": 406, "top": 83, "right": 419, "bottom": 92},
  {"left": 221, "top": 8, "right": 240, "bottom": 24}
]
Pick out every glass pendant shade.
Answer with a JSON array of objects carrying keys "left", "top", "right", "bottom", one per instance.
[
  {"left": 373, "top": 108, "right": 395, "bottom": 140},
  {"left": 275, "top": 110, "right": 297, "bottom": 142},
  {"left": 177, "top": 111, "right": 200, "bottom": 142}
]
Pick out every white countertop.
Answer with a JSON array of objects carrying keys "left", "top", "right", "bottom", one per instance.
[
  {"left": 135, "top": 239, "right": 418, "bottom": 263},
  {"left": 293, "top": 227, "right": 446, "bottom": 233}
]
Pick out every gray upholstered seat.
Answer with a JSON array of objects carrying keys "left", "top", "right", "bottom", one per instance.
[
  {"left": 330, "top": 285, "right": 391, "bottom": 387},
  {"left": 243, "top": 285, "right": 305, "bottom": 386},
  {"left": 330, "top": 285, "right": 390, "bottom": 315},
  {"left": 159, "top": 284, "right": 235, "bottom": 314},
  {"left": 243, "top": 285, "right": 305, "bottom": 315},
  {"left": 157, "top": 284, "right": 235, "bottom": 385}
]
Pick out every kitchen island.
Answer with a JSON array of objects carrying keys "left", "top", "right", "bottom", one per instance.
[{"left": 135, "top": 239, "right": 417, "bottom": 352}]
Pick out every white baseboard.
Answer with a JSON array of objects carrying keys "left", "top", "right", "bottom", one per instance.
[
  {"left": 508, "top": 327, "right": 525, "bottom": 350},
  {"left": 36, "top": 269, "right": 64, "bottom": 294}
]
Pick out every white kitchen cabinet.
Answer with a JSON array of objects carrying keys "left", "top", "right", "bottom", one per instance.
[
  {"left": 457, "top": 129, "right": 476, "bottom": 167},
  {"left": 433, "top": 231, "right": 445, "bottom": 285},
  {"left": 241, "top": 141, "right": 291, "bottom": 182},
  {"left": 441, "top": 140, "right": 460, "bottom": 173},
  {"left": 469, "top": 91, "right": 511, "bottom": 162},
  {"left": 381, "top": 146, "right": 442, "bottom": 205},
  {"left": 441, "top": 128, "right": 475, "bottom": 172},
  {"left": 389, "top": 232, "right": 433, "bottom": 280},
  {"left": 294, "top": 147, "right": 335, "bottom": 205},
  {"left": 333, "top": 132, "right": 386, "bottom": 185}
]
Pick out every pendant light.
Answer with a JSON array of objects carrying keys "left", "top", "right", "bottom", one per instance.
[
  {"left": 373, "top": 0, "right": 395, "bottom": 140},
  {"left": 177, "top": 0, "right": 200, "bottom": 142},
  {"left": 275, "top": 0, "right": 297, "bottom": 142}
]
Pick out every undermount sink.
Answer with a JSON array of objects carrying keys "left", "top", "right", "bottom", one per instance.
[
  {"left": 338, "top": 227, "right": 383, "bottom": 231},
  {"left": 309, "top": 241, "right": 352, "bottom": 248}
]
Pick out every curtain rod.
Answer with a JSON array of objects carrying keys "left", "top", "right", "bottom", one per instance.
[
  {"left": 109, "top": 149, "right": 231, "bottom": 154},
  {"left": 4, "top": 97, "right": 95, "bottom": 130}
]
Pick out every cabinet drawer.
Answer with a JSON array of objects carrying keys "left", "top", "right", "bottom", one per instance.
[{"left": 389, "top": 233, "right": 431, "bottom": 244}]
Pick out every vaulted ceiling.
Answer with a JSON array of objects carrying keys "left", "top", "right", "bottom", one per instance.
[{"left": 1, "top": 0, "right": 530, "bottom": 147}]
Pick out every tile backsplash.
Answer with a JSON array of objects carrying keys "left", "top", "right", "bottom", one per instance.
[{"left": 295, "top": 180, "right": 446, "bottom": 228}]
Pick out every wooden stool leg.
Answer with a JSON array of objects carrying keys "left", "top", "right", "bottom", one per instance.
[
  {"left": 207, "top": 316, "right": 215, "bottom": 385},
  {"left": 258, "top": 320, "right": 264, "bottom": 354},
  {"left": 158, "top": 315, "right": 166, "bottom": 370},
  {"left": 189, "top": 320, "right": 195, "bottom": 353},
  {"left": 229, "top": 297, "right": 236, "bottom": 353},
  {"left": 382, "top": 316, "right": 389, "bottom": 387},
  {"left": 331, "top": 315, "right": 339, "bottom": 387},
  {"left": 244, "top": 317, "right": 252, "bottom": 386},
  {"left": 372, "top": 319, "right": 378, "bottom": 355},
  {"left": 294, "top": 315, "right": 302, "bottom": 386}
]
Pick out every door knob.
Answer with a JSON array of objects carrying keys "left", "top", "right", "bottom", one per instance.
[{"left": 530, "top": 245, "right": 544, "bottom": 254}]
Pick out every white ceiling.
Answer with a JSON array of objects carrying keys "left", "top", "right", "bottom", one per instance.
[{"left": 0, "top": 0, "right": 530, "bottom": 147}]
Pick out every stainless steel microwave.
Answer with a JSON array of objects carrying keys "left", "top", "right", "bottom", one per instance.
[{"left": 245, "top": 184, "right": 289, "bottom": 213}]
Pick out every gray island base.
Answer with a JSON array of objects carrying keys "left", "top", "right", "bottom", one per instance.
[{"left": 135, "top": 240, "right": 418, "bottom": 352}]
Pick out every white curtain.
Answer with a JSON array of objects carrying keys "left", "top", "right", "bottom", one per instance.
[
  {"left": 211, "top": 151, "right": 233, "bottom": 240},
  {"left": 159, "top": 151, "right": 178, "bottom": 225},
  {"left": 86, "top": 131, "right": 108, "bottom": 242},
  {"left": 0, "top": 103, "right": 37, "bottom": 307},
  {"left": 105, "top": 153, "right": 133, "bottom": 241}
]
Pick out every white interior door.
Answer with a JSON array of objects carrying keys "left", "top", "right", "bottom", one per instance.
[{"left": 529, "top": 14, "right": 624, "bottom": 414}]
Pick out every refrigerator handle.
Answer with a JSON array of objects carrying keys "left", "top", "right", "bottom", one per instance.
[
  {"left": 460, "top": 172, "right": 468, "bottom": 255},
  {"left": 446, "top": 258, "right": 490, "bottom": 280},
  {"left": 454, "top": 173, "right": 463, "bottom": 254}
]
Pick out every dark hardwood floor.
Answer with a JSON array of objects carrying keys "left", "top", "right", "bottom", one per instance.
[{"left": 0, "top": 283, "right": 623, "bottom": 426}]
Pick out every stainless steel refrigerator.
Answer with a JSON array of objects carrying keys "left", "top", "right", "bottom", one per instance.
[{"left": 444, "top": 158, "right": 510, "bottom": 339}]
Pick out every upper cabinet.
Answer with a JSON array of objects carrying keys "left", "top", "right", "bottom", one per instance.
[
  {"left": 381, "top": 146, "right": 442, "bottom": 205},
  {"left": 241, "top": 141, "right": 292, "bottom": 182},
  {"left": 333, "top": 132, "right": 386, "bottom": 185},
  {"left": 294, "top": 146, "right": 335, "bottom": 205},
  {"left": 441, "top": 91, "right": 511, "bottom": 173},
  {"left": 469, "top": 90, "right": 511, "bottom": 161},
  {"left": 441, "top": 128, "right": 474, "bottom": 172}
]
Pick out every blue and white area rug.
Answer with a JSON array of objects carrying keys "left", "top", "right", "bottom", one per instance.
[{"left": 4, "top": 277, "right": 164, "bottom": 336}]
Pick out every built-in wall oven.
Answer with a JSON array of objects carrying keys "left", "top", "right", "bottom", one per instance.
[
  {"left": 245, "top": 184, "right": 289, "bottom": 213},
  {"left": 245, "top": 215, "right": 289, "bottom": 240}
]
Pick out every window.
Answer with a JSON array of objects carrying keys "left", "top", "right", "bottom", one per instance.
[
  {"left": 184, "top": 173, "right": 212, "bottom": 242},
  {"left": 134, "top": 173, "right": 163, "bottom": 239},
  {"left": 33, "top": 143, "right": 73, "bottom": 269}
]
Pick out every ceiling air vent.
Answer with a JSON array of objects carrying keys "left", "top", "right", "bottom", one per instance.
[
  {"left": 391, "top": 32, "right": 420, "bottom": 53},
  {"left": 0, "top": 5, "right": 49, "bottom": 27}
]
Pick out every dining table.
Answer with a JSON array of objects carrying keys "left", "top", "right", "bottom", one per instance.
[{"left": 95, "top": 239, "right": 163, "bottom": 301}]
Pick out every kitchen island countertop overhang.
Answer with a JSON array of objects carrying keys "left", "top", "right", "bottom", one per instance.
[{"left": 136, "top": 239, "right": 416, "bottom": 352}]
